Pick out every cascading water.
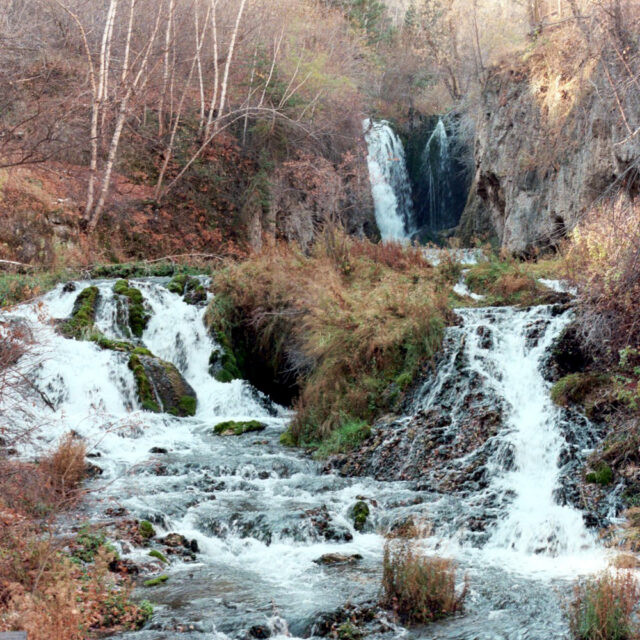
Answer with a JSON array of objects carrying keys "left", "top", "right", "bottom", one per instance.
[
  {"left": 422, "top": 118, "right": 459, "bottom": 232},
  {"left": 1, "top": 280, "right": 611, "bottom": 639},
  {"left": 363, "top": 118, "right": 414, "bottom": 242}
]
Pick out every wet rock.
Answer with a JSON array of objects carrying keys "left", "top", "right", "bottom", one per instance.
[
  {"left": 299, "top": 506, "right": 353, "bottom": 542},
  {"left": 247, "top": 625, "right": 270, "bottom": 639},
  {"left": 129, "top": 353, "right": 197, "bottom": 417},
  {"left": 62, "top": 281, "right": 77, "bottom": 293},
  {"left": 309, "top": 601, "right": 378, "bottom": 638},
  {"left": 109, "top": 557, "right": 140, "bottom": 575},
  {"left": 351, "top": 501, "right": 370, "bottom": 532},
  {"left": 476, "top": 325, "right": 492, "bottom": 349},
  {"left": 544, "top": 322, "right": 592, "bottom": 382},
  {"left": 84, "top": 461, "right": 103, "bottom": 478},
  {"left": 150, "top": 447, "right": 169, "bottom": 454},
  {"left": 162, "top": 533, "right": 189, "bottom": 548},
  {"left": 313, "top": 553, "right": 362, "bottom": 566}
]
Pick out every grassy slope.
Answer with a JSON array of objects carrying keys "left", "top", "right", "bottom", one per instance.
[{"left": 208, "top": 237, "right": 455, "bottom": 451}]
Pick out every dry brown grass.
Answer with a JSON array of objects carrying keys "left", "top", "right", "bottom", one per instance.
[
  {"left": 381, "top": 540, "right": 466, "bottom": 625},
  {"left": 0, "top": 434, "right": 150, "bottom": 637},
  {"left": 210, "top": 235, "right": 452, "bottom": 445},
  {"left": 40, "top": 433, "right": 86, "bottom": 499},
  {"left": 567, "top": 197, "right": 640, "bottom": 357}
]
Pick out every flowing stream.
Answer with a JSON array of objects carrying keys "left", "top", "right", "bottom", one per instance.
[{"left": 1, "top": 280, "right": 611, "bottom": 639}]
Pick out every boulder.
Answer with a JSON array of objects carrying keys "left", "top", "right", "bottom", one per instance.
[
  {"left": 129, "top": 354, "right": 197, "bottom": 416},
  {"left": 313, "top": 553, "right": 362, "bottom": 566}
]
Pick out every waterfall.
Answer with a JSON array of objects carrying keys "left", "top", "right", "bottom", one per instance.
[
  {"left": 363, "top": 118, "right": 414, "bottom": 242},
  {"left": 423, "top": 118, "right": 457, "bottom": 231},
  {"left": 455, "top": 306, "right": 597, "bottom": 559}
]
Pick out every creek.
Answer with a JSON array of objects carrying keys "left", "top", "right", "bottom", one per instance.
[{"left": 1, "top": 279, "right": 611, "bottom": 639}]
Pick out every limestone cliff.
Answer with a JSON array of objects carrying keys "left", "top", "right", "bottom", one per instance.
[{"left": 459, "top": 56, "right": 640, "bottom": 254}]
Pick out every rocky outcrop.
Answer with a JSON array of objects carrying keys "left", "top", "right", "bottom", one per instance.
[{"left": 459, "top": 61, "right": 640, "bottom": 254}]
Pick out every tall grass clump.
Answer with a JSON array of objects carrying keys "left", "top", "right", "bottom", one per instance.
[
  {"left": 381, "top": 541, "right": 466, "bottom": 625},
  {"left": 209, "top": 234, "right": 452, "bottom": 448},
  {"left": 567, "top": 571, "right": 639, "bottom": 640}
]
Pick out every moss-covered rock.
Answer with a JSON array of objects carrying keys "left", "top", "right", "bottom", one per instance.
[
  {"left": 351, "top": 501, "right": 370, "bottom": 532},
  {"left": 129, "top": 353, "right": 197, "bottom": 416},
  {"left": 550, "top": 373, "right": 608, "bottom": 409},
  {"left": 143, "top": 574, "right": 168, "bottom": 587},
  {"left": 113, "top": 279, "right": 151, "bottom": 338},
  {"left": 59, "top": 286, "right": 100, "bottom": 339},
  {"left": 139, "top": 520, "right": 156, "bottom": 539},
  {"left": 213, "top": 420, "right": 266, "bottom": 436},
  {"left": 204, "top": 294, "right": 299, "bottom": 402},
  {"left": 208, "top": 344, "right": 242, "bottom": 383},
  {"left": 148, "top": 550, "right": 168, "bottom": 564},
  {"left": 167, "top": 274, "right": 207, "bottom": 305}
]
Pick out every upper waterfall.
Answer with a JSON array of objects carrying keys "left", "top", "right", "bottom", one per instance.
[
  {"left": 422, "top": 118, "right": 459, "bottom": 232},
  {"left": 363, "top": 118, "right": 414, "bottom": 243}
]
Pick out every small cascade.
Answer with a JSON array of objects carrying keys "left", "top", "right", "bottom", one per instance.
[
  {"left": 363, "top": 118, "right": 414, "bottom": 242},
  {"left": 422, "top": 118, "right": 459, "bottom": 231},
  {"left": 457, "top": 306, "right": 596, "bottom": 558}
]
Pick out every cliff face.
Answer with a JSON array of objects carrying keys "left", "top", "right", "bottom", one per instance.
[{"left": 459, "top": 60, "right": 640, "bottom": 254}]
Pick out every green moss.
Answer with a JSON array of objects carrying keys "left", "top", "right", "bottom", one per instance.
[
  {"left": 59, "top": 286, "right": 100, "bottom": 339},
  {"left": 167, "top": 274, "right": 207, "bottom": 305},
  {"left": 128, "top": 354, "right": 160, "bottom": 413},
  {"left": 213, "top": 420, "right": 266, "bottom": 436},
  {"left": 351, "top": 500, "right": 370, "bottom": 532},
  {"left": 395, "top": 371, "right": 414, "bottom": 390},
  {"left": 167, "top": 274, "right": 188, "bottom": 295},
  {"left": 113, "top": 279, "right": 151, "bottom": 338},
  {"left": 586, "top": 464, "right": 614, "bottom": 486},
  {"left": 72, "top": 525, "right": 108, "bottom": 563},
  {"left": 279, "top": 430, "right": 297, "bottom": 447},
  {"left": 143, "top": 574, "right": 168, "bottom": 587},
  {"left": 550, "top": 373, "right": 606, "bottom": 407},
  {"left": 178, "top": 395, "right": 197, "bottom": 416},
  {"left": 313, "top": 420, "right": 371, "bottom": 458},
  {"left": 148, "top": 550, "right": 168, "bottom": 564},
  {"left": 91, "top": 262, "right": 209, "bottom": 279},
  {"left": 209, "top": 342, "right": 242, "bottom": 383},
  {"left": 337, "top": 622, "right": 363, "bottom": 640},
  {"left": 139, "top": 520, "right": 156, "bottom": 539}
]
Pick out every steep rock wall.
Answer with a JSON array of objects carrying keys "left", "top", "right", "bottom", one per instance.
[{"left": 459, "top": 62, "right": 640, "bottom": 254}]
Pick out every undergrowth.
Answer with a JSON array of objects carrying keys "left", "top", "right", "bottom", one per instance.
[
  {"left": 209, "top": 234, "right": 452, "bottom": 448},
  {"left": 0, "top": 434, "right": 152, "bottom": 638}
]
